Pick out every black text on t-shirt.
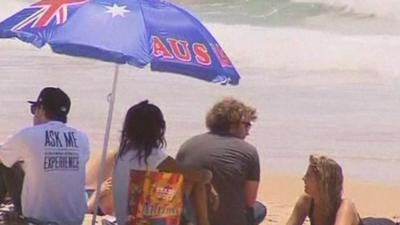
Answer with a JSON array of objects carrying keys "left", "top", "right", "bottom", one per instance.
[{"left": 44, "top": 130, "right": 79, "bottom": 148}]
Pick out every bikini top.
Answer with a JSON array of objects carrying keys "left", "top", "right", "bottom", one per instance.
[{"left": 309, "top": 199, "right": 364, "bottom": 225}]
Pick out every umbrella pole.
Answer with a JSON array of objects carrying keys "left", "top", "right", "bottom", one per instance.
[{"left": 91, "top": 64, "right": 119, "bottom": 225}]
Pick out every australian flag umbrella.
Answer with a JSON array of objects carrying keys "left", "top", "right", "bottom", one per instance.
[
  {"left": 0, "top": 0, "right": 240, "bottom": 84},
  {"left": 0, "top": 0, "right": 240, "bottom": 223}
]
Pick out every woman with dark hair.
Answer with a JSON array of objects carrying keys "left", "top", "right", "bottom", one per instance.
[
  {"left": 286, "top": 154, "right": 363, "bottom": 225},
  {"left": 112, "top": 100, "right": 211, "bottom": 225}
]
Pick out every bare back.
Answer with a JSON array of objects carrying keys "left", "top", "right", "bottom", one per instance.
[{"left": 286, "top": 194, "right": 362, "bottom": 225}]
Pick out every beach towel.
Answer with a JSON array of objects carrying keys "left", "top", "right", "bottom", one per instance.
[
  {"left": 127, "top": 170, "right": 184, "bottom": 225},
  {"left": 0, "top": 210, "right": 58, "bottom": 225}
]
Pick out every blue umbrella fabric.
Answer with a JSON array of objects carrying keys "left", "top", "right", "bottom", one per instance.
[
  {"left": 0, "top": 1, "right": 240, "bottom": 224},
  {"left": 0, "top": 0, "right": 240, "bottom": 85}
]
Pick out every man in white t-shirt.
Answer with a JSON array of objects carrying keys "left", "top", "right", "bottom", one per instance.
[{"left": 0, "top": 87, "right": 90, "bottom": 225}]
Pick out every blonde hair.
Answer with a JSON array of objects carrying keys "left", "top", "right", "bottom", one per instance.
[
  {"left": 206, "top": 97, "right": 257, "bottom": 134},
  {"left": 309, "top": 154, "right": 343, "bottom": 225}
]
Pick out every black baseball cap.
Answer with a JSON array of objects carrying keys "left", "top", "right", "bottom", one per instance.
[{"left": 28, "top": 87, "right": 71, "bottom": 116}]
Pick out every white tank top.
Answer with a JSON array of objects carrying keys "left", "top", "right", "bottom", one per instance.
[{"left": 112, "top": 147, "right": 168, "bottom": 225}]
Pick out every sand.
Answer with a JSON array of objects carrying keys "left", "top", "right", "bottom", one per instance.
[
  {"left": 258, "top": 170, "right": 400, "bottom": 225},
  {"left": 84, "top": 173, "right": 400, "bottom": 225},
  {"left": 85, "top": 158, "right": 400, "bottom": 225}
]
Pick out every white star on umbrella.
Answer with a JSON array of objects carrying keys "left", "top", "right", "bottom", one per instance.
[{"left": 105, "top": 4, "right": 130, "bottom": 17}]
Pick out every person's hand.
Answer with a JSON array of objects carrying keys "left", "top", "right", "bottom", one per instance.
[
  {"left": 209, "top": 185, "right": 219, "bottom": 211},
  {"left": 199, "top": 169, "right": 212, "bottom": 184},
  {"left": 100, "top": 177, "right": 112, "bottom": 197}
]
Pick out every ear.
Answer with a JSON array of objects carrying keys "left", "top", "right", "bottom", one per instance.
[
  {"left": 36, "top": 105, "right": 47, "bottom": 118},
  {"left": 228, "top": 124, "right": 236, "bottom": 134},
  {"left": 228, "top": 123, "right": 241, "bottom": 137}
]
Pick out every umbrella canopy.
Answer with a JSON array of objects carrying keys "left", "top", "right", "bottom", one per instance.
[
  {"left": 0, "top": 0, "right": 240, "bottom": 84},
  {"left": 0, "top": 0, "right": 240, "bottom": 224}
]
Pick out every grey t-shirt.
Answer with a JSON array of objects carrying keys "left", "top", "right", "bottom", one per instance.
[{"left": 176, "top": 132, "right": 260, "bottom": 225}]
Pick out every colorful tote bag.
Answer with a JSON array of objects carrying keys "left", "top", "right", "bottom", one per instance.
[{"left": 127, "top": 170, "right": 184, "bottom": 225}]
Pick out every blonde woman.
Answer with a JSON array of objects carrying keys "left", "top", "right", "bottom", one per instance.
[{"left": 286, "top": 155, "right": 363, "bottom": 225}]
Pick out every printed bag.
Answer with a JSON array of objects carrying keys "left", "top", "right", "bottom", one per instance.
[{"left": 127, "top": 170, "right": 184, "bottom": 225}]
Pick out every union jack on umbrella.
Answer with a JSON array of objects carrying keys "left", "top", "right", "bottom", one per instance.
[{"left": 9, "top": 0, "right": 88, "bottom": 31}]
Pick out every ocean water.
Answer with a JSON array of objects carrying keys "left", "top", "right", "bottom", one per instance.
[{"left": 0, "top": 0, "right": 399, "bottom": 184}]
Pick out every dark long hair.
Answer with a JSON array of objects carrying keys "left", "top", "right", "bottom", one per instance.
[{"left": 117, "top": 100, "right": 166, "bottom": 164}]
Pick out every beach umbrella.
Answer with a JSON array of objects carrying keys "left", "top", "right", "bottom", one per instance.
[{"left": 0, "top": 0, "right": 240, "bottom": 223}]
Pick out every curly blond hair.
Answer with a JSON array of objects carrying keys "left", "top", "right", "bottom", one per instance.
[
  {"left": 206, "top": 97, "right": 257, "bottom": 134},
  {"left": 309, "top": 154, "right": 343, "bottom": 225}
]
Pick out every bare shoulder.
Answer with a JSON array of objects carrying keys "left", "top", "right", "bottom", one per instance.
[
  {"left": 335, "top": 198, "right": 361, "bottom": 225},
  {"left": 286, "top": 194, "right": 312, "bottom": 225},
  {"left": 295, "top": 193, "right": 312, "bottom": 213},
  {"left": 339, "top": 198, "right": 358, "bottom": 212},
  {"left": 298, "top": 193, "right": 312, "bottom": 205}
]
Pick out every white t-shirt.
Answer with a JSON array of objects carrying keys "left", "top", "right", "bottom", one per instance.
[
  {"left": 112, "top": 147, "right": 168, "bottom": 225},
  {"left": 0, "top": 121, "right": 90, "bottom": 225}
]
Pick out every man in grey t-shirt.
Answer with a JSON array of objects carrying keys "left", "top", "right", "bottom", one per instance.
[{"left": 176, "top": 97, "right": 266, "bottom": 225}]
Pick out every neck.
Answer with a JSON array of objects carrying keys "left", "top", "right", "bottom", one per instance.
[{"left": 34, "top": 117, "right": 50, "bottom": 125}]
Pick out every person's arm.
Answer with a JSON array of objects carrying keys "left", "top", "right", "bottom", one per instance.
[
  {"left": 245, "top": 146, "right": 261, "bottom": 208},
  {"left": 334, "top": 199, "right": 361, "bottom": 225},
  {"left": 190, "top": 183, "right": 211, "bottom": 225},
  {"left": 208, "top": 184, "right": 219, "bottom": 211},
  {"left": 286, "top": 194, "right": 310, "bottom": 225},
  {"left": 85, "top": 151, "right": 117, "bottom": 189},
  {"left": 244, "top": 180, "right": 259, "bottom": 225},
  {"left": 86, "top": 177, "right": 113, "bottom": 214},
  {"left": 245, "top": 180, "right": 259, "bottom": 207},
  {"left": 0, "top": 132, "right": 26, "bottom": 167}
]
